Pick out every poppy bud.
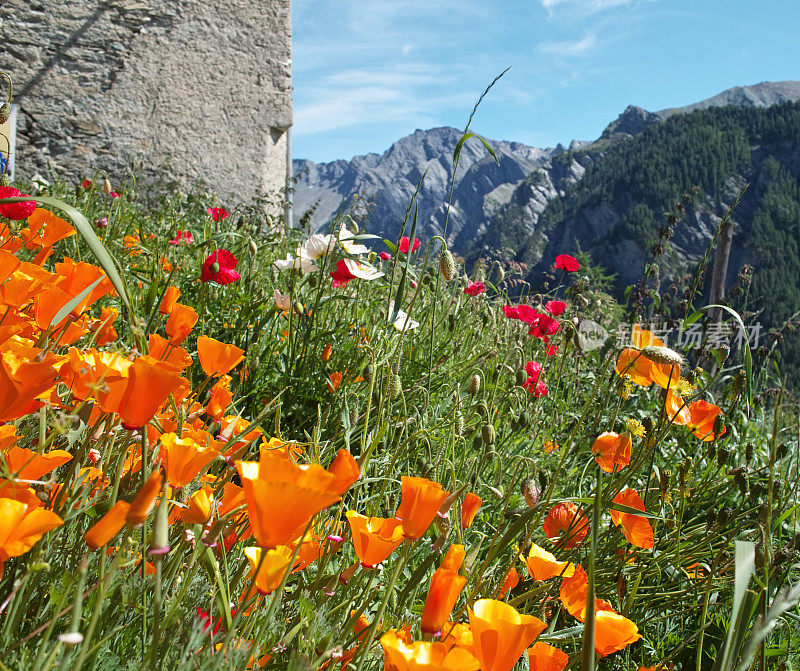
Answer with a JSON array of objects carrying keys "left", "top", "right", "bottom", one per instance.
[
  {"left": 103, "top": 177, "right": 112, "bottom": 194},
  {"left": 454, "top": 415, "right": 465, "bottom": 435},
  {"left": 388, "top": 374, "right": 402, "bottom": 399},
  {"left": 518, "top": 410, "right": 529, "bottom": 428},
  {"left": 713, "top": 415, "right": 726, "bottom": 437},
  {"left": 515, "top": 369, "right": 527, "bottom": 386},
  {"left": 472, "top": 435, "right": 483, "bottom": 452},
  {"left": 522, "top": 477, "right": 539, "bottom": 508},
  {"left": 481, "top": 424, "right": 496, "bottom": 446},
  {"left": 496, "top": 265, "right": 505, "bottom": 282},
  {"left": 148, "top": 495, "right": 170, "bottom": 556},
  {"left": 0, "top": 102, "right": 9, "bottom": 124},
  {"left": 734, "top": 470, "right": 748, "bottom": 497},
  {"left": 248, "top": 238, "right": 257, "bottom": 256},
  {"left": 706, "top": 509, "right": 716, "bottom": 530},
  {"left": 308, "top": 274, "right": 318, "bottom": 287},
  {"left": 640, "top": 345, "right": 684, "bottom": 367},
  {"left": 475, "top": 402, "right": 488, "bottom": 417},
  {"left": 440, "top": 249, "right": 456, "bottom": 281},
  {"left": 448, "top": 314, "right": 455, "bottom": 332},
  {"left": 0, "top": 173, "right": 9, "bottom": 187},
  {"left": 210, "top": 261, "right": 220, "bottom": 275},
  {"left": 468, "top": 374, "right": 481, "bottom": 396},
  {"left": 776, "top": 442, "right": 789, "bottom": 461},
  {"left": 745, "top": 442, "right": 753, "bottom": 463}
]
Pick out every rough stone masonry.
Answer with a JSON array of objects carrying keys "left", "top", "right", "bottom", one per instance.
[{"left": 0, "top": 0, "right": 292, "bottom": 205}]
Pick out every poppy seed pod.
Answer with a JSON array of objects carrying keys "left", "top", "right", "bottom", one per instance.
[
  {"left": 0, "top": 102, "right": 10, "bottom": 124},
  {"left": 716, "top": 344, "right": 730, "bottom": 364},
  {"left": 103, "top": 177, "right": 112, "bottom": 194},
  {"left": 388, "top": 374, "right": 402, "bottom": 399},
  {"left": 440, "top": 249, "right": 456, "bottom": 281},
  {"left": 210, "top": 261, "right": 221, "bottom": 275},
  {"left": 481, "top": 424, "right": 496, "bottom": 446}
]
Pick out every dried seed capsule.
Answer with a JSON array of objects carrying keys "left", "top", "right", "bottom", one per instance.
[
  {"left": 640, "top": 345, "right": 684, "bottom": 367},
  {"left": 716, "top": 445, "right": 729, "bottom": 468},
  {"left": 440, "top": 249, "right": 456, "bottom": 281},
  {"left": 103, "top": 177, "right": 113, "bottom": 194},
  {"left": 481, "top": 424, "right": 496, "bottom": 446}
]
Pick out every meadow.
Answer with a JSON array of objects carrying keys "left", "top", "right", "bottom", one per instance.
[{"left": 0, "top": 131, "right": 798, "bottom": 671}]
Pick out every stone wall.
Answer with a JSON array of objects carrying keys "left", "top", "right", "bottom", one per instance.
[{"left": 0, "top": 0, "right": 292, "bottom": 205}]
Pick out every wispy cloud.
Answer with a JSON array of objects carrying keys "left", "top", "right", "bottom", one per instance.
[
  {"left": 538, "top": 33, "right": 598, "bottom": 57},
  {"left": 540, "top": 0, "right": 644, "bottom": 15}
]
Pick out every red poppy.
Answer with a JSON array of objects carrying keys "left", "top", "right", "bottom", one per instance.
[
  {"left": 379, "top": 251, "right": 392, "bottom": 260},
  {"left": 330, "top": 259, "right": 356, "bottom": 288},
  {"left": 0, "top": 186, "right": 36, "bottom": 220},
  {"left": 554, "top": 254, "right": 579, "bottom": 272},
  {"left": 108, "top": 191, "right": 120, "bottom": 199},
  {"left": 169, "top": 230, "right": 194, "bottom": 245},
  {"left": 464, "top": 281, "right": 485, "bottom": 296},
  {"left": 542, "top": 502, "right": 589, "bottom": 549},
  {"left": 81, "top": 179, "right": 92, "bottom": 188},
  {"left": 398, "top": 236, "right": 420, "bottom": 254},
  {"left": 201, "top": 249, "right": 240, "bottom": 285},
  {"left": 207, "top": 207, "right": 229, "bottom": 221},
  {"left": 544, "top": 300, "right": 566, "bottom": 316}
]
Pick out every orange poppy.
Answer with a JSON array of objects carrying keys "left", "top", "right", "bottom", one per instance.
[
  {"left": 127, "top": 471, "right": 163, "bottom": 527},
  {"left": 0, "top": 497, "right": 63, "bottom": 577},
  {"left": 591, "top": 431, "right": 632, "bottom": 473},
  {"left": 665, "top": 390, "right": 691, "bottom": 426},
  {"left": 22, "top": 209, "right": 75, "bottom": 248},
  {"left": 328, "top": 449, "right": 361, "bottom": 495},
  {"left": 461, "top": 492, "right": 482, "bottom": 529},
  {"left": 321, "top": 343, "right": 333, "bottom": 362},
  {"left": 91, "top": 306, "right": 119, "bottom": 346},
  {"left": 148, "top": 333, "right": 192, "bottom": 370},
  {"left": 327, "top": 371, "right": 342, "bottom": 393},
  {"left": 159, "top": 285, "right": 181, "bottom": 315},
  {"left": 346, "top": 510, "right": 404, "bottom": 567},
  {"left": 84, "top": 500, "right": 131, "bottom": 549},
  {"left": 595, "top": 610, "right": 641, "bottom": 657},
  {"left": 687, "top": 399, "right": 726, "bottom": 441},
  {"left": 165, "top": 303, "right": 198, "bottom": 345},
  {"left": 243, "top": 545, "right": 293, "bottom": 595},
  {"left": 527, "top": 641, "right": 569, "bottom": 671},
  {"left": 610, "top": 489, "right": 654, "bottom": 549},
  {"left": 421, "top": 567, "right": 467, "bottom": 635},
  {"left": 615, "top": 325, "right": 679, "bottom": 388},
  {"left": 558, "top": 565, "right": 614, "bottom": 622},
  {"left": 0, "top": 343, "right": 62, "bottom": 421},
  {"left": 522, "top": 543, "right": 576, "bottom": 581},
  {"left": 53, "top": 258, "right": 115, "bottom": 316},
  {"left": 542, "top": 501, "right": 589, "bottom": 549},
  {"left": 468, "top": 599, "right": 546, "bottom": 671},
  {"left": 59, "top": 348, "right": 132, "bottom": 412},
  {"left": 235, "top": 450, "right": 357, "bottom": 549},
  {"left": 2, "top": 446, "right": 72, "bottom": 481},
  {"left": 196, "top": 336, "right": 245, "bottom": 377},
  {"left": 0, "top": 425, "right": 18, "bottom": 452},
  {"left": 380, "top": 630, "right": 480, "bottom": 671},
  {"left": 498, "top": 566, "right": 520, "bottom": 599},
  {"left": 115, "top": 355, "right": 184, "bottom": 429},
  {"left": 179, "top": 488, "right": 214, "bottom": 525},
  {"left": 0, "top": 479, "right": 41, "bottom": 508},
  {"left": 206, "top": 375, "right": 233, "bottom": 418},
  {"left": 395, "top": 476, "right": 449, "bottom": 540},
  {"left": 159, "top": 432, "right": 219, "bottom": 488},
  {"left": 440, "top": 544, "right": 465, "bottom": 571}
]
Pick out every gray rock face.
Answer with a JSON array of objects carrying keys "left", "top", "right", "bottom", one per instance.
[
  {"left": 293, "top": 126, "right": 554, "bottom": 246},
  {"left": 1, "top": 0, "right": 292, "bottom": 203}
]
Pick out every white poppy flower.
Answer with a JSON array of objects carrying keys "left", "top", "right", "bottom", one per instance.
[
  {"left": 342, "top": 258, "right": 384, "bottom": 280},
  {"left": 388, "top": 300, "right": 419, "bottom": 332},
  {"left": 273, "top": 289, "right": 295, "bottom": 314},
  {"left": 298, "top": 233, "right": 336, "bottom": 260},
  {"left": 339, "top": 225, "right": 370, "bottom": 255},
  {"left": 273, "top": 254, "right": 318, "bottom": 274}
]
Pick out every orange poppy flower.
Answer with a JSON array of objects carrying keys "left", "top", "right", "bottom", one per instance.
[
  {"left": 84, "top": 500, "right": 131, "bottom": 549},
  {"left": 687, "top": 399, "right": 726, "bottom": 441},
  {"left": 527, "top": 641, "right": 569, "bottom": 671},
  {"left": 243, "top": 545, "right": 293, "bottom": 595},
  {"left": 328, "top": 449, "right": 361, "bottom": 495},
  {"left": 0, "top": 425, "right": 18, "bottom": 452},
  {"left": 53, "top": 258, "right": 115, "bottom": 316},
  {"left": 321, "top": 343, "right": 333, "bottom": 362},
  {"left": 159, "top": 432, "right": 219, "bottom": 488},
  {"left": 127, "top": 471, "right": 163, "bottom": 527},
  {"left": 235, "top": 450, "right": 357, "bottom": 549},
  {"left": 2, "top": 446, "right": 72, "bottom": 481},
  {"left": 59, "top": 348, "right": 132, "bottom": 412},
  {"left": 179, "top": 488, "right": 215, "bottom": 525},
  {"left": 421, "top": 567, "right": 467, "bottom": 635},
  {"left": 522, "top": 543, "right": 576, "bottom": 581},
  {"left": 558, "top": 565, "right": 614, "bottom": 622},
  {"left": 0, "top": 497, "right": 63, "bottom": 577},
  {"left": 461, "top": 492, "right": 482, "bottom": 529},
  {"left": 591, "top": 431, "right": 632, "bottom": 473},
  {"left": 206, "top": 375, "right": 232, "bottom": 418},
  {"left": 116, "top": 355, "right": 184, "bottom": 429},
  {"left": 665, "top": 390, "right": 691, "bottom": 426},
  {"left": 23, "top": 209, "right": 75, "bottom": 248},
  {"left": 0, "top": 479, "right": 41, "bottom": 508},
  {"left": 0, "top": 343, "right": 62, "bottom": 421},
  {"left": 327, "top": 371, "right": 342, "bottom": 393},
  {"left": 440, "top": 544, "right": 465, "bottom": 571},
  {"left": 610, "top": 489, "right": 654, "bottom": 549},
  {"left": 148, "top": 333, "right": 192, "bottom": 370},
  {"left": 91, "top": 307, "right": 119, "bottom": 346},
  {"left": 346, "top": 510, "right": 404, "bottom": 567},
  {"left": 165, "top": 303, "right": 198, "bottom": 346},
  {"left": 595, "top": 610, "right": 641, "bottom": 657},
  {"left": 542, "top": 501, "right": 589, "bottom": 549},
  {"left": 395, "top": 476, "right": 450, "bottom": 540},
  {"left": 615, "top": 325, "right": 679, "bottom": 388},
  {"left": 197, "top": 336, "right": 245, "bottom": 377},
  {"left": 498, "top": 566, "right": 520, "bottom": 599},
  {"left": 469, "top": 599, "right": 546, "bottom": 671},
  {"left": 159, "top": 285, "right": 181, "bottom": 315},
  {"left": 380, "top": 630, "right": 480, "bottom": 671}
]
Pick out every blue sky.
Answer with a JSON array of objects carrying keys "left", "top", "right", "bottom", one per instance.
[{"left": 292, "top": 0, "right": 800, "bottom": 163}]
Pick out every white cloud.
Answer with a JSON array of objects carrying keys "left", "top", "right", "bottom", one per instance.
[
  {"left": 541, "top": 0, "right": 647, "bottom": 15},
  {"left": 538, "top": 33, "right": 598, "bottom": 57}
]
